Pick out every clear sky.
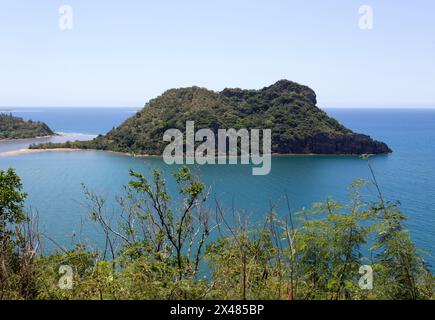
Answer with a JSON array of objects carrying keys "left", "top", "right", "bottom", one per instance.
[{"left": 0, "top": 0, "right": 434, "bottom": 108}]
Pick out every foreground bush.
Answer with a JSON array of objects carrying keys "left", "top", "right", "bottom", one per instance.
[{"left": 0, "top": 167, "right": 433, "bottom": 300}]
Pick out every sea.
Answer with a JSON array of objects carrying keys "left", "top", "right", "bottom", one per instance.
[{"left": 0, "top": 107, "right": 434, "bottom": 268}]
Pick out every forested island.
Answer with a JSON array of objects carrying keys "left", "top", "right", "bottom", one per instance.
[
  {"left": 0, "top": 113, "right": 55, "bottom": 140},
  {"left": 30, "top": 80, "right": 391, "bottom": 155}
]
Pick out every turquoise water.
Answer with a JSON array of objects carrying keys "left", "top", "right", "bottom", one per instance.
[{"left": 0, "top": 107, "right": 434, "bottom": 267}]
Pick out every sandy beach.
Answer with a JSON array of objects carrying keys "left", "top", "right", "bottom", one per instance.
[{"left": 0, "top": 148, "right": 84, "bottom": 157}]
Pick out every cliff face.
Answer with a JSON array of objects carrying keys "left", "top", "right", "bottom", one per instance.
[
  {"left": 273, "top": 132, "right": 391, "bottom": 154},
  {"left": 31, "top": 80, "right": 392, "bottom": 155}
]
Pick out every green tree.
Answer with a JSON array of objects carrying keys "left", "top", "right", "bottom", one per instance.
[{"left": 0, "top": 168, "right": 37, "bottom": 299}]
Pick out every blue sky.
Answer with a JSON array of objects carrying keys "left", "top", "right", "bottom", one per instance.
[{"left": 0, "top": 0, "right": 434, "bottom": 108}]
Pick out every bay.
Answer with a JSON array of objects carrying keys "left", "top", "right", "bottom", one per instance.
[{"left": 0, "top": 107, "right": 434, "bottom": 268}]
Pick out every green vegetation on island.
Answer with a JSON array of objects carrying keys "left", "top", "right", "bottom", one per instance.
[
  {"left": 0, "top": 165, "right": 433, "bottom": 300},
  {"left": 29, "top": 80, "right": 391, "bottom": 155},
  {"left": 0, "top": 113, "right": 55, "bottom": 140}
]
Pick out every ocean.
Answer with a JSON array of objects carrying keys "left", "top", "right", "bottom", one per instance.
[{"left": 0, "top": 107, "right": 434, "bottom": 267}]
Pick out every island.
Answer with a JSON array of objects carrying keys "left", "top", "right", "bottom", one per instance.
[
  {"left": 0, "top": 113, "right": 55, "bottom": 140},
  {"left": 29, "top": 80, "right": 391, "bottom": 155}
]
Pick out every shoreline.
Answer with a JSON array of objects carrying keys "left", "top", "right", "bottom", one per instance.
[
  {"left": 0, "top": 134, "right": 59, "bottom": 142},
  {"left": 0, "top": 132, "right": 97, "bottom": 143},
  {"left": 0, "top": 147, "right": 389, "bottom": 158},
  {"left": 0, "top": 148, "right": 85, "bottom": 157}
]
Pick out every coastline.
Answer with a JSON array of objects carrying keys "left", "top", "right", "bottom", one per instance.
[
  {"left": 0, "top": 147, "right": 389, "bottom": 158},
  {"left": 0, "top": 133, "right": 58, "bottom": 142},
  {"left": 0, "top": 148, "right": 85, "bottom": 157}
]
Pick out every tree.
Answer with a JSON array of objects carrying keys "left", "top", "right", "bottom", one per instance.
[
  {"left": 0, "top": 168, "right": 38, "bottom": 299},
  {"left": 83, "top": 166, "right": 212, "bottom": 282},
  {"left": 0, "top": 168, "right": 27, "bottom": 230}
]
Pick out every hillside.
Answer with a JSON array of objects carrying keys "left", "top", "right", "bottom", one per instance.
[
  {"left": 30, "top": 80, "right": 391, "bottom": 155},
  {"left": 0, "top": 113, "right": 55, "bottom": 140}
]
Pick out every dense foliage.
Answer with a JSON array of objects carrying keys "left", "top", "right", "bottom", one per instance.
[
  {"left": 30, "top": 80, "right": 391, "bottom": 154},
  {"left": 0, "top": 169, "right": 37, "bottom": 299},
  {"left": 0, "top": 166, "right": 432, "bottom": 300},
  {"left": 0, "top": 113, "right": 54, "bottom": 140}
]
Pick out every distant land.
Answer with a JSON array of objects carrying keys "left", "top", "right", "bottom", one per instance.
[
  {"left": 30, "top": 80, "right": 392, "bottom": 155},
  {"left": 0, "top": 113, "right": 55, "bottom": 140}
]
